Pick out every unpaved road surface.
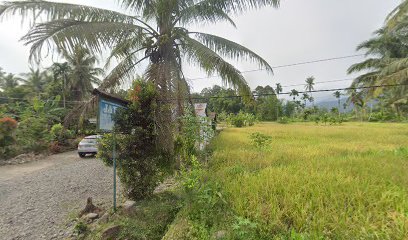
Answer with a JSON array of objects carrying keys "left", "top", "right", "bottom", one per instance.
[{"left": 0, "top": 151, "right": 119, "bottom": 240}]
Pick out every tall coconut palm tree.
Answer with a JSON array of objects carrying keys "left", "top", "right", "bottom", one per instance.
[
  {"left": 0, "top": 73, "right": 24, "bottom": 91},
  {"left": 301, "top": 92, "right": 309, "bottom": 108},
  {"left": 333, "top": 90, "right": 342, "bottom": 116},
  {"left": 62, "top": 46, "right": 103, "bottom": 101},
  {"left": 275, "top": 83, "right": 283, "bottom": 97},
  {"left": 275, "top": 83, "right": 282, "bottom": 119},
  {"left": 305, "top": 76, "right": 315, "bottom": 106},
  {"left": 347, "top": 89, "right": 366, "bottom": 121},
  {"left": 290, "top": 89, "right": 299, "bottom": 101},
  {"left": 349, "top": 0, "right": 408, "bottom": 117},
  {"left": 49, "top": 62, "right": 71, "bottom": 108},
  {"left": 21, "top": 68, "right": 52, "bottom": 96},
  {"left": 0, "top": 0, "right": 280, "bottom": 151}
]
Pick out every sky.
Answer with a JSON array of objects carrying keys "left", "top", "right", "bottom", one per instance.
[{"left": 0, "top": 0, "right": 401, "bottom": 100}]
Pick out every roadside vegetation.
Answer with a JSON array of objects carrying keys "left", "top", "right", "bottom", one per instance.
[{"left": 0, "top": 47, "right": 102, "bottom": 160}]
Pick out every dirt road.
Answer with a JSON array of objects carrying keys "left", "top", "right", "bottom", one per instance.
[{"left": 0, "top": 151, "right": 118, "bottom": 240}]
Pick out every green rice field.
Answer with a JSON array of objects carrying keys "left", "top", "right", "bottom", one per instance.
[{"left": 209, "top": 122, "right": 408, "bottom": 239}]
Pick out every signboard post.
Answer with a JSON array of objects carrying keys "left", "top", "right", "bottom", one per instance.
[{"left": 93, "top": 89, "right": 128, "bottom": 212}]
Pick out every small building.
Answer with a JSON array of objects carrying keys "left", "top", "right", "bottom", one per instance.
[{"left": 194, "top": 103, "right": 208, "bottom": 117}]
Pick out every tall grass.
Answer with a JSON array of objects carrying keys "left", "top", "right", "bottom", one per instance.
[{"left": 210, "top": 122, "right": 408, "bottom": 239}]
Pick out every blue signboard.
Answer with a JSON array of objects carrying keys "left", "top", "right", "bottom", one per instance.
[{"left": 98, "top": 98, "right": 126, "bottom": 132}]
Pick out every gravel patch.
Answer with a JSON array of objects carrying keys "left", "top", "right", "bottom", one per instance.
[{"left": 0, "top": 151, "right": 120, "bottom": 240}]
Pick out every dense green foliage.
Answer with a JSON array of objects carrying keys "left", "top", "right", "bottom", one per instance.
[
  {"left": 0, "top": 117, "right": 18, "bottom": 158},
  {"left": 0, "top": 47, "right": 101, "bottom": 159},
  {"left": 348, "top": 0, "right": 408, "bottom": 119},
  {"left": 0, "top": 0, "right": 281, "bottom": 154},
  {"left": 98, "top": 81, "right": 172, "bottom": 200}
]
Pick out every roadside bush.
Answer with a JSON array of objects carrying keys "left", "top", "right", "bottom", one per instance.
[
  {"left": 228, "top": 112, "right": 256, "bottom": 128},
  {"left": 98, "top": 80, "right": 172, "bottom": 200},
  {"left": 0, "top": 117, "right": 18, "bottom": 159},
  {"left": 231, "top": 113, "right": 245, "bottom": 127},
  {"left": 50, "top": 123, "right": 73, "bottom": 146},
  {"left": 16, "top": 116, "right": 50, "bottom": 153},
  {"left": 49, "top": 141, "right": 62, "bottom": 154}
]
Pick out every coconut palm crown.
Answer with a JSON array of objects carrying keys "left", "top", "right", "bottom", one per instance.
[
  {"left": 0, "top": 0, "right": 280, "bottom": 151},
  {"left": 0, "top": 0, "right": 279, "bottom": 97}
]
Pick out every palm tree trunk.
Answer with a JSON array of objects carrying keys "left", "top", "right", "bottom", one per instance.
[{"left": 276, "top": 94, "right": 279, "bottom": 120}]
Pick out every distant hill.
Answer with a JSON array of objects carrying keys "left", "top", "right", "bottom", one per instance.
[{"left": 315, "top": 97, "right": 351, "bottom": 113}]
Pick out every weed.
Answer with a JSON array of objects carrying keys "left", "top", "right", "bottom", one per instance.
[
  {"left": 250, "top": 132, "right": 272, "bottom": 150},
  {"left": 74, "top": 220, "right": 88, "bottom": 235}
]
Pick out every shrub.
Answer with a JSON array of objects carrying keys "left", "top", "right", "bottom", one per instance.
[
  {"left": 244, "top": 113, "right": 256, "bottom": 126},
  {"left": 278, "top": 116, "right": 290, "bottom": 124},
  {"left": 0, "top": 117, "right": 18, "bottom": 159},
  {"left": 49, "top": 141, "right": 62, "bottom": 154},
  {"left": 229, "top": 112, "right": 256, "bottom": 128},
  {"left": 250, "top": 132, "right": 272, "bottom": 150},
  {"left": 50, "top": 123, "right": 72, "bottom": 146},
  {"left": 98, "top": 80, "right": 172, "bottom": 200},
  {"left": 231, "top": 113, "right": 245, "bottom": 128},
  {"left": 73, "top": 220, "right": 88, "bottom": 235},
  {"left": 16, "top": 116, "right": 51, "bottom": 153},
  {"left": 50, "top": 123, "right": 64, "bottom": 141}
]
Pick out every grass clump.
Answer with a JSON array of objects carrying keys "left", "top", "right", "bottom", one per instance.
[{"left": 86, "top": 192, "right": 181, "bottom": 240}]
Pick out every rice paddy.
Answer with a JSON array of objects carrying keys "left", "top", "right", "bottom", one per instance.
[{"left": 209, "top": 122, "right": 408, "bottom": 239}]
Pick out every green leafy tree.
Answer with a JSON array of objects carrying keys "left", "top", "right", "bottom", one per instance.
[
  {"left": 301, "top": 92, "right": 309, "bottom": 108},
  {"left": 0, "top": 0, "right": 280, "bottom": 152},
  {"left": 254, "top": 85, "right": 280, "bottom": 121}
]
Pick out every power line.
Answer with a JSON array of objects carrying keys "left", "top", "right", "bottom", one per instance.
[
  {"left": 0, "top": 76, "right": 355, "bottom": 102},
  {"left": 2, "top": 83, "right": 405, "bottom": 103},
  {"left": 182, "top": 83, "right": 408, "bottom": 101},
  {"left": 281, "top": 77, "right": 355, "bottom": 88},
  {"left": 187, "top": 54, "right": 365, "bottom": 81},
  {"left": 0, "top": 96, "right": 88, "bottom": 103}
]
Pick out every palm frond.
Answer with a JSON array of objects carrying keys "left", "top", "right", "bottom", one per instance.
[
  {"left": 0, "top": 0, "right": 135, "bottom": 23},
  {"left": 21, "top": 19, "right": 148, "bottom": 62},
  {"left": 197, "top": 0, "right": 280, "bottom": 15},
  {"left": 386, "top": 0, "right": 408, "bottom": 29},
  {"left": 119, "top": 0, "right": 155, "bottom": 17},
  {"left": 104, "top": 35, "right": 147, "bottom": 70},
  {"left": 380, "top": 58, "right": 408, "bottom": 84},
  {"left": 190, "top": 31, "right": 273, "bottom": 73},
  {"left": 181, "top": 35, "right": 251, "bottom": 97},
  {"left": 176, "top": 2, "right": 236, "bottom": 27},
  {"left": 381, "top": 57, "right": 408, "bottom": 76},
  {"left": 347, "top": 58, "right": 384, "bottom": 74},
  {"left": 100, "top": 54, "right": 150, "bottom": 91}
]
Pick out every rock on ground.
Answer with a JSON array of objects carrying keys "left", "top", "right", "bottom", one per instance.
[{"left": 0, "top": 151, "right": 120, "bottom": 240}]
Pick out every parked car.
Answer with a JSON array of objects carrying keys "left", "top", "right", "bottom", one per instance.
[{"left": 78, "top": 135, "right": 101, "bottom": 158}]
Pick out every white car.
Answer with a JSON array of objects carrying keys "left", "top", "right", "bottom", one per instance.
[{"left": 78, "top": 135, "right": 101, "bottom": 158}]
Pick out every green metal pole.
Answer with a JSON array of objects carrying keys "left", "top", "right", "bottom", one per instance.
[{"left": 113, "top": 130, "right": 117, "bottom": 212}]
